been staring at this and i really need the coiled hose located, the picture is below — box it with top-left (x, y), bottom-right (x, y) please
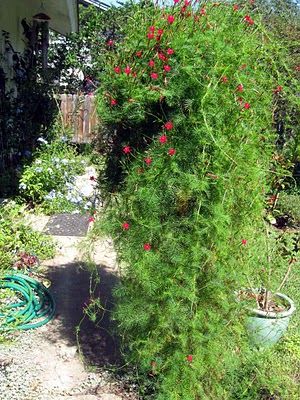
top-left (0, 273), bottom-right (56, 331)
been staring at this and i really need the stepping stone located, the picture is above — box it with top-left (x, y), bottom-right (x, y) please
top-left (43, 213), bottom-right (91, 237)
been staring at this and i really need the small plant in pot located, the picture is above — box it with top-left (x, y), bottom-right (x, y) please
top-left (239, 227), bottom-right (297, 348)
top-left (238, 287), bottom-right (296, 348)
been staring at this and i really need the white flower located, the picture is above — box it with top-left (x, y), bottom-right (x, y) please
top-left (61, 159), bottom-right (69, 164)
top-left (47, 168), bottom-right (53, 174)
top-left (35, 159), bottom-right (42, 164)
top-left (37, 138), bottom-right (48, 145)
top-left (19, 182), bottom-right (27, 190)
top-left (35, 167), bottom-right (43, 173)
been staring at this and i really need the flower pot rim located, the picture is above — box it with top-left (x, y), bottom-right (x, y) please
top-left (248, 291), bottom-right (296, 319)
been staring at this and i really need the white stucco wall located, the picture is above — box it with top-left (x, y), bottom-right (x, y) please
top-left (0, 0), bottom-right (78, 93)
top-left (0, 0), bottom-right (78, 54)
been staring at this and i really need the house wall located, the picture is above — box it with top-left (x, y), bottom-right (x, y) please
top-left (0, 0), bottom-right (78, 94)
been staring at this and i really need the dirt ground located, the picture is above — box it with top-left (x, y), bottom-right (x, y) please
top-left (0, 215), bottom-right (138, 400)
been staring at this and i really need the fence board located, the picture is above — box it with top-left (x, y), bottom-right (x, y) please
top-left (59, 94), bottom-right (98, 143)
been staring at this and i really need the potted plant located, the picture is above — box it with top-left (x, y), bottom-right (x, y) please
top-left (238, 287), bottom-right (296, 348)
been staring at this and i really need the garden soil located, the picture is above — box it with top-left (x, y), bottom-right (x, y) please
top-left (0, 215), bottom-right (138, 400)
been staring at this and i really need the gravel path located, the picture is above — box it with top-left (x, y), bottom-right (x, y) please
top-left (0, 219), bottom-right (139, 400)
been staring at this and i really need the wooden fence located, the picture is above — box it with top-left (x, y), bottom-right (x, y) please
top-left (60, 94), bottom-right (99, 143)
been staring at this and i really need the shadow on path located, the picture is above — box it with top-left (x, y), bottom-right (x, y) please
top-left (46, 262), bottom-right (121, 367)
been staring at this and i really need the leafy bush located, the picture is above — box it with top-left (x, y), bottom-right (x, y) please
top-left (275, 192), bottom-right (300, 226)
top-left (94, 1), bottom-right (299, 398)
top-left (18, 134), bottom-right (95, 214)
top-left (0, 201), bottom-right (55, 271)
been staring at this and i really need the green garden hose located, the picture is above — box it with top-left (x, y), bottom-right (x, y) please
top-left (0, 273), bottom-right (55, 331)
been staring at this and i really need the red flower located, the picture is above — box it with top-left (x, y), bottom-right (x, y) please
top-left (110, 98), bottom-right (117, 106)
top-left (144, 157), bottom-right (152, 165)
top-left (131, 71), bottom-right (137, 78)
top-left (186, 355), bottom-right (193, 362)
top-left (123, 145), bottom-right (131, 154)
top-left (241, 239), bottom-right (247, 245)
top-left (244, 15), bottom-right (254, 25)
top-left (184, 0), bottom-right (191, 5)
top-left (114, 66), bottom-right (121, 74)
top-left (147, 32), bottom-right (154, 39)
top-left (168, 148), bottom-right (176, 156)
top-left (107, 39), bottom-right (114, 46)
top-left (158, 52), bottom-right (167, 61)
top-left (88, 217), bottom-right (95, 223)
top-left (233, 4), bottom-right (239, 11)
top-left (149, 25), bottom-right (155, 32)
top-left (156, 35), bottom-right (162, 42)
top-left (122, 222), bottom-right (130, 230)
top-left (149, 59), bottom-right (155, 68)
top-left (236, 84), bottom-right (244, 92)
top-left (124, 66), bottom-right (131, 75)
top-left (157, 28), bottom-right (164, 35)
top-left (167, 15), bottom-right (175, 24)
top-left (174, 0), bottom-right (180, 3)
top-left (159, 135), bottom-right (167, 144)
top-left (273, 85), bottom-right (283, 94)
top-left (244, 102), bottom-right (251, 109)
top-left (164, 65), bottom-right (171, 72)
top-left (167, 48), bottom-right (174, 55)
top-left (295, 65), bottom-right (300, 71)
top-left (221, 76), bottom-right (228, 83)
top-left (136, 51), bottom-right (143, 58)
top-left (150, 72), bottom-right (159, 80)
top-left (89, 176), bottom-right (96, 181)
top-left (164, 121), bottom-right (174, 130)
top-left (143, 243), bottom-right (151, 251)
top-left (200, 8), bottom-right (206, 16)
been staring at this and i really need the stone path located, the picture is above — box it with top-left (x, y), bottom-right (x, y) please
top-left (0, 215), bottom-right (138, 400)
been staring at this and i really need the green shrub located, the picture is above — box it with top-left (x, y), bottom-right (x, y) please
top-left (18, 135), bottom-right (90, 214)
top-left (95, 1), bottom-right (299, 398)
top-left (275, 193), bottom-right (300, 225)
top-left (0, 201), bottom-right (55, 271)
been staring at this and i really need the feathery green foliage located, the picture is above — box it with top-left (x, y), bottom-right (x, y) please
top-left (95, 1), bottom-right (299, 398)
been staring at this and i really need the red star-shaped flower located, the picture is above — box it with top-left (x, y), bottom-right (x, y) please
top-left (273, 85), bottom-right (283, 94)
top-left (244, 15), bottom-right (254, 25)
top-left (167, 48), bottom-right (174, 55)
top-left (110, 99), bottom-right (117, 106)
top-left (168, 148), bottom-right (176, 156)
top-left (164, 121), bottom-right (174, 130)
top-left (122, 222), bottom-right (130, 230)
top-left (244, 102), bottom-right (251, 110)
top-left (136, 51), bottom-right (143, 58)
top-left (124, 66), bottom-right (132, 75)
top-left (164, 65), bottom-right (171, 72)
top-left (143, 243), bottom-right (151, 251)
top-left (241, 239), bottom-right (247, 245)
top-left (159, 135), bottom-right (167, 144)
top-left (167, 15), bottom-right (175, 24)
top-left (236, 84), bottom-right (244, 92)
top-left (186, 355), bottom-right (193, 362)
top-left (114, 66), bottom-right (121, 74)
top-left (123, 145), bottom-right (131, 154)
top-left (88, 217), bottom-right (95, 223)
top-left (149, 59), bottom-right (155, 68)
top-left (144, 157), bottom-right (152, 165)
top-left (150, 72), bottom-right (158, 80)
